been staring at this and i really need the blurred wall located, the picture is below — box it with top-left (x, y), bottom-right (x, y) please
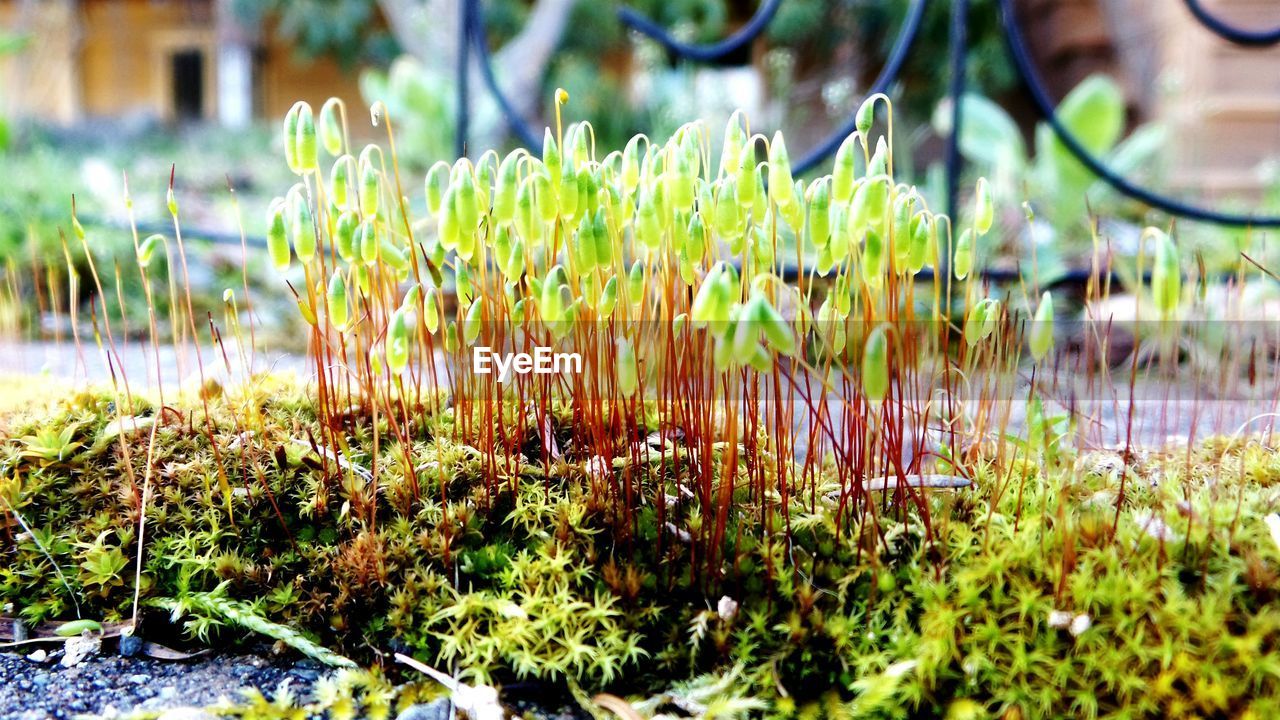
top-left (0, 0), bottom-right (365, 125)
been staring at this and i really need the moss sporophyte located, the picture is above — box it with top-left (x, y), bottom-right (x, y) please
top-left (7, 90), bottom-right (1280, 718)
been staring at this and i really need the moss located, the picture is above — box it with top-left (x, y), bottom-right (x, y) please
top-left (5, 379), bottom-right (1280, 718)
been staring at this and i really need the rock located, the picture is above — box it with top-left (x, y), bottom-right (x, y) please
top-left (61, 634), bottom-right (101, 668)
top-left (12, 619), bottom-right (28, 643)
top-left (395, 698), bottom-right (451, 720)
top-left (26, 648), bottom-right (47, 663)
top-left (119, 633), bottom-right (143, 658)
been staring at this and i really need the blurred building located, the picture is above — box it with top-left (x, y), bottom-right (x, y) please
top-left (1021, 0), bottom-right (1280, 198)
top-left (0, 0), bottom-right (364, 127)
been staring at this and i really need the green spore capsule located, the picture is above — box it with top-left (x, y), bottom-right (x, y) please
top-left (425, 161), bottom-right (450, 216)
top-left (386, 307), bottom-right (413, 375)
top-left (358, 219), bottom-right (379, 265)
top-left (359, 158), bottom-right (380, 219)
top-left (438, 187), bottom-right (460, 251)
top-left (974, 177), bottom-right (994, 236)
top-left (719, 112), bottom-right (745, 179)
top-left (318, 98), bottom-right (344, 156)
top-left (752, 293), bottom-right (795, 356)
top-left (1150, 228), bottom-right (1181, 317)
top-left (327, 272), bottom-right (349, 330)
top-left (868, 135), bottom-right (888, 177)
top-left (137, 233), bottom-right (164, 269)
top-left (330, 155), bottom-right (354, 211)
top-left (283, 103), bottom-right (302, 173)
top-left (767, 131), bottom-right (797, 210)
top-left (714, 177), bottom-right (741, 239)
top-left (516, 178), bottom-right (540, 243)
top-left (892, 192), bottom-right (914, 269)
top-left (684, 211), bottom-right (706, 264)
top-left (267, 202), bottom-right (293, 269)
top-left (833, 134), bottom-right (859, 204)
top-left (592, 209), bottom-right (612, 267)
top-left (505, 238), bottom-right (526, 280)
top-left (964, 299), bottom-right (991, 346)
top-left (454, 161), bottom-right (480, 230)
top-left (862, 228), bottom-right (886, 289)
top-left (954, 228), bottom-right (974, 280)
top-left (1030, 291), bottom-right (1055, 361)
top-left (285, 201), bottom-right (314, 266)
top-left (455, 262), bottom-right (473, 305)
top-left (690, 262), bottom-right (724, 325)
top-left (908, 211), bottom-right (931, 273)
top-left (574, 214), bottom-right (596, 273)
top-left (542, 127), bottom-right (562, 185)
top-left (621, 135), bottom-right (643, 195)
top-left (533, 172), bottom-right (558, 223)
top-left (494, 152), bottom-right (520, 224)
top-left (616, 337), bottom-right (639, 397)
top-left (807, 178), bottom-right (831, 251)
top-left (670, 148), bottom-right (696, 210)
top-left (627, 259), bottom-right (645, 309)
top-left (736, 143), bottom-right (758, 209)
top-left (862, 324), bottom-right (890, 404)
top-left (599, 276), bottom-right (619, 317)
top-left (381, 239), bottom-right (410, 273)
top-left (855, 95), bottom-right (877, 137)
top-left (295, 102), bottom-right (318, 173)
top-left (335, 210), bottom-right (357, 262)
top-left (636, 190), bottom-right (662, 249)
top-left (424, 290), bottom-right (440, 334)
top-left (463, 297), bottom-right (484, 345)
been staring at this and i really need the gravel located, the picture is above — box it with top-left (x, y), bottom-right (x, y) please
top-left (0, 646), bottom-right (320, 720)
top-left (0, 646), bottom-right (594, 720)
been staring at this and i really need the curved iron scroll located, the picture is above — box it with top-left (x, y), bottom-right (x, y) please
top-left (618, 0), bottom-right (784, 63)
top-left (1182, 0), bottom-right (1280, 47)
top-left (454, 0), bottom-right (1280, 233)
top-left (999, 0), bottom-right (1280, 228)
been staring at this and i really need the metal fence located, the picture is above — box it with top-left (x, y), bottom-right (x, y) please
top-left (455, 0), bottom-right (1280, 230)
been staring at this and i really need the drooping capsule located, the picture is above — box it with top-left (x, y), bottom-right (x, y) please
top-left (862, 324), bottom-right (890, 404)
top-left (974, 177), bottom-right (994, 236)
top-left (294, 103), bottom-right (318, 173)
top-left (327, 272), bottom-right (349, 330)
top-left (954, 228), bottom-right (974, 281)
top-left (1029, 291), bottom-right (1055, 361)
top-left (267, 199), bottom-right (293, 270)
top-left (616, 337), bottom-right (639, 397)
top-left (318, 98), bottom-right (344, 157)
top-left (137, 233), bottom-right (164, 269)
top-left (283, 103), bottom-right (302, 174)
top-left (1150, 228), bottom-right (1181, 317)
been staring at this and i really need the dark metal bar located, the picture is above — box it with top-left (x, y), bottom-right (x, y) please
top-left (999, 0), bottom-right (1280, 228)
top-left (616, 0), bottom-right (783, 63)
top-left (792, 0), bottom-right (926, 175)
top-left (1182, 0), bottom-right (1280, 47)
top-left (468, 0), bottom-right (542, 149)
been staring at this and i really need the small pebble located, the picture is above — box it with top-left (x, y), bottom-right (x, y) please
top-left (119, 634), bottom-right (143, 658)
top-left (395, 698), bottom-right (451, 720)
top-left (26, 649), bottom-right (48, 663)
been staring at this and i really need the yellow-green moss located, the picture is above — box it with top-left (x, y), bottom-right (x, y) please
top-left (5, 379), bottom-right (1280, 719)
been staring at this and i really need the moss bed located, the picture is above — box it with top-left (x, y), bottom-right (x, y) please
top-left (5, 377), bottom-right (1280, 719)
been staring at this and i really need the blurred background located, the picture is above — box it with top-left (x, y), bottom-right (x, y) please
top-left (0, 0), bottom-right (1278, 350)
